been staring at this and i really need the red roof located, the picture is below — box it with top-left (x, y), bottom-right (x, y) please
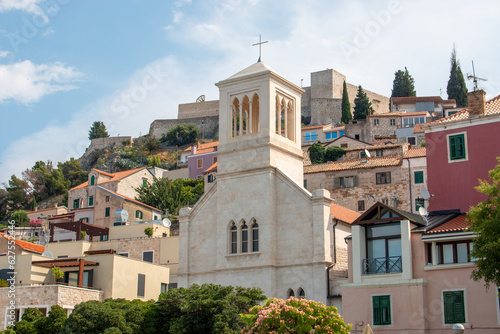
top-left (403, 147), bottom-right (426, 158)
top-left (70, 167), bottom-right (146, 191)
top-left (184, 141), bottom-right (219, 152)
top-left (304, 156), bottom-right (402, 174)
top-left (204, 162), bottom-right (218, 173)
top-left (426, 215), bottom-right (469, 234)
top-left (428, 94), bottom-right (500, 125)
top-left (330, 203), bottom-right (361, 224)
top-left (392, 96), bottom-right (443, 103)
top-left (1, 233), bottom-right (45, 253)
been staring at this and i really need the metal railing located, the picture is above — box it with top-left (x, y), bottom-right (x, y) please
top-left (363, 256), bottom-right (402, 275)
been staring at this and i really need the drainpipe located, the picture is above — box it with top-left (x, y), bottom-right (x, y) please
top-left (327, 218), bottom-right (339, 299)
top-left (406, 157), bottom-right (413, 213)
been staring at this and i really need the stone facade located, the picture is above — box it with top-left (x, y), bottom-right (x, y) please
top-left (149, 115), bottom-right (219, 140)
top-left (79, 136), bottom-right (132, 168)
top-left (178, 100), bottom-right (219, 119)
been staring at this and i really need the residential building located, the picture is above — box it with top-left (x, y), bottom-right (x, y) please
top-left (423, 90), bottom-right (500, 212)
top-left (341, 202), bottom-right (500, 333)
top-left (391, 96), bottom-right (457, 116)
top-left (185, 141), bottom-right (218, 179)
top-left (301, 124), bottom-right (345, 145)
top-left (26, 205), bottom-right (68, 228)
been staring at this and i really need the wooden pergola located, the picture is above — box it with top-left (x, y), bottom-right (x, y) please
top-left (32, 258), bottom-right (99, 288)
top-left (49, 220), bottom-right (109, 242)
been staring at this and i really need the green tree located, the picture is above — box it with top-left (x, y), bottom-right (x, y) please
top-left (325, 146), bottom-right (346, 162)
top-left (391, 67), bottom-right (416, 97)
top-left (35, 305), bottom-right (67, 334)
top-left (23, 161), bottom-right (70, 202)
top-left (142, 283), bottom-right (265, 334)
top-left (447, 45), bottom-right (468, 108)
top-left (162, 124), bottom-right (199, 146)
top-left (88, 121), bottom-right (110, 140)
top-left (0, 188), bottom-right (9, 222)
top-left (10, 210), bottom-right (29, 226)
top-left (241, 297), bottom-right (351, 334)
top-left (143, 135), bottom-right (161, 154)
top-left (11, 308), bottom-right (43, 334)
top-left (58, 158), bottom-right (89, 188)
top-left (308, 143), bottom-right (326, 165)
top-left (353, 86), bottom-right (373, 120)
top-left (468, 157), bottom-right (500, 288)
top-left (5, 174), bottom-right (31, 211)
top-left (135, 177), bottom-right (204, 217)
top-left (341, 81), bottom-right (352, 124)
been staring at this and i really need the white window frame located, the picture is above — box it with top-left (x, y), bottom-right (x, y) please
top-left (446, 131), bottom-right (469, 163)
top-left (142, 250), bottom-right (154, 263)
top-left (441, 288), bottom-right (468, 326)
top-left (370, 293), bottom-right (393, 328)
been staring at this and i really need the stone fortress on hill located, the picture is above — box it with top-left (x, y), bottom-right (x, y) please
top-left (149, 68), bottom-right (389, 139)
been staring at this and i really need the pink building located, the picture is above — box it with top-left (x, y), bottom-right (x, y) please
top-left (423, 90), bottom-right (500, 212)
top-left (186, 141), bottom-right (218, 179)
top-left (342, 202), bottom-right (500, 333)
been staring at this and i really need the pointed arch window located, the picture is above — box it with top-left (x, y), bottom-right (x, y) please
top-left (90, 175), bottom-right (95, 185)
top-left (298, 288), bottom-right (306, 299)
top-left (251, 220), bottom-right (259, 252)
top-left (288, 289), bottom-right (295, 298)
top-left (230, 222), bottom-right (237, 254)
top-left (241, 222), bottom-right (248, 253)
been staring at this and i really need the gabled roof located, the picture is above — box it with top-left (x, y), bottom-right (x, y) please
top-left (183, 141), bottom-right (219, 152)
top-left (325, 135), bottom-right (373, 147)
top-left (204, 162), bottom-right (218, 174)
top-left (330, 203), bottom-right (361, 224)
top-left (403, 147), bottom-right (426, 158)
top-left (1, 233), bottom-right (45, 254)
top-left (225, 61), bottom-right (274, 80)
top-left (353, 202), bottom-right (426, 226)
top-left (427, 94), bottom-right (500, 125)
top-left (425, 214), bottom-right (469, 234)
top-left (70, 167), bottom-right (147, 191)
top-left (304, 156), bottom-right (402, 174)
top-left (96, 186), bottom-right (162, 212)
top-left (392, 96), bottom-right (443, 103)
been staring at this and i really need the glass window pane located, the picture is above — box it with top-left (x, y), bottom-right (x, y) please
top-left (367, 239), bottom-right (385, 259)
top-left (457, 243), bottom-right (468, 263)
top-left (367, 224), bottom-right (400, 238)
top-left (388, 238), bottom-right (402, 258)
top-left (443, 244), bottom-right (454, 264)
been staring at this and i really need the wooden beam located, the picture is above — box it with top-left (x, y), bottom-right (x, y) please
top-left (78, 258), bottom-right (84, 288)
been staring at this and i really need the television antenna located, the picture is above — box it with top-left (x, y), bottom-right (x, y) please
top-left (467, 60), bottom-right (487, 91)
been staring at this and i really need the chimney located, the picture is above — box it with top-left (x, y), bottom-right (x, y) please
top-left (34, 207), bottom-right (38, 211)
top-left (468, 90), bottom-right (486, 117)
top-left (191, 145), bottom-right (197, 155)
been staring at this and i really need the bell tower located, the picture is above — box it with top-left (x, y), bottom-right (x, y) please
top-left (215, 61), bottom-right (305, 184)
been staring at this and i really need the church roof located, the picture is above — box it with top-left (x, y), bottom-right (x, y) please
top-left (225, 61), bottom-right (275, 81)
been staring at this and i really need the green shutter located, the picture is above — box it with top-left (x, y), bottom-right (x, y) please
top-left (304, 179), bottom-right (307, 189)
top-left (373, 296), bottom-right (391, 325)
top-left (89, 196), bottom-right (94, 206)
top-left (334, 177), bottom-right (340, 189)
top-left (443, 291), bottom-right (465, 324)
top-left (373, 296), bottom-right (380, 325)
top-left (414, 171), bottom-right (424, 184)
top-left (450, 134), bottom-right (466, 160)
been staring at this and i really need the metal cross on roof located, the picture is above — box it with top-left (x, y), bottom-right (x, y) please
top-left (252, 34), bottom-right (268, 62)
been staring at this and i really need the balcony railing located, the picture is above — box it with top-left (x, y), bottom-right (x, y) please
top-left (363, 256), bottom-right (402, 275)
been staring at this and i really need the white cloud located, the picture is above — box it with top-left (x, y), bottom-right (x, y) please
top-left (0, 50), bottom-right (11, 58)
top-left (0, 60), bottom-right (84, 103)
top-left (0, 0), bottom-right (48, 22)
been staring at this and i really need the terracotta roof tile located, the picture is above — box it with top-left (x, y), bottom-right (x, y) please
top-left (426, 215), bottom-right (469, 233)
top-left (204, 162), bottom-right (218, 173)
top-left (371, 111), bottom-right (406, 117)
top-left (183, 141), bottom-right (219, 152)
top-left (69, 167), bottom-right (147, 191)
top-left (1, 234), bottom-right (45, 253)
top-left (330, 203), bottom-right (361, 224)
top-left (392, 96), bottom-right (443, 103)
top-left (442, 99), bottom-right (457, 104)
top-left (193, 147), bottom-right (217, 155)
top-left (96, 186), bottom-right (162, 212)
top-left (428, 94), bottom-right (500, 125)
top-left (304, 156), bottom-right (402, 174)
top-left (403, 147), bottom-right (426, 158)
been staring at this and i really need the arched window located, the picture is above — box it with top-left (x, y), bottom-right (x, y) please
top-left (251, 221), bottom-right (259, 252)
top-left (230, 222), bottom-right (237, 254)
top-left (241, 222), bottom-right (248, 253)
top-left (90, 175), bottom-right (95, 185)
top-left (251, 93), bottom-right (260, 133)
top-left (288, 289), bottom-right (295, 298)
top-left (298, 288), bottom-right (306, 299)
top-left (232, 98), bottom-right (240, 137)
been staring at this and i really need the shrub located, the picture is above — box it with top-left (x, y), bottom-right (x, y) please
top-left (241, 297), bottom-right (351, 334)
top-left (144, 227), bottom-right (154, 238)
top-left (308, 143), bottom-right (326, 164)
top-left (324, 146), bottom-right (346, 162)
top-left (162, 124), bottom-right (199, 146)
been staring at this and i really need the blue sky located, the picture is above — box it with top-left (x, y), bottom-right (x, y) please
top-left (1, 0), bottom-right (500, 186)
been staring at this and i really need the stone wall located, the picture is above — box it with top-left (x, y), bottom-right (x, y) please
top-left (79, 136), bottom-right (132, 166)
top-left (309, 98), bottom-right (343, 126)
top-left (346, 83), bottom-right (390, 115)
top-left (149, 116), bottom-right (219, 140)
top-left (178, 100), bottom-right (219, 119)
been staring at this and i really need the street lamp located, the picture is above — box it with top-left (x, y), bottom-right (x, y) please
top-left (452, 324), bottom-right (465, 334)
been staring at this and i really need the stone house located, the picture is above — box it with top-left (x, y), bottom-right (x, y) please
top-left (27, 205), bottom-right (68, 229)
top-left (300, 124), bottom-right (346, 145)
top-left (390, 96), bottom-right (457, 117)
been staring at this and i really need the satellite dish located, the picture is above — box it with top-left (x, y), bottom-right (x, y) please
top-left (364, 149), bottom-right (372, 158)
top-left (115, 209), bottom-right (129, 223)
top-left (42, 251), bottom-right (53, 258)
top-left (196, 95), bottom-right (205, 103)
top-left (418, 206), bottom-right (428, 216)
top-left (162, 218), bottom-right (172, 228)
top-left (420, 187), bottom-right (431, 200)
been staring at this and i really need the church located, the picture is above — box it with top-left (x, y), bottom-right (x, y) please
top-left (177, 60), bottom-right (348, 304)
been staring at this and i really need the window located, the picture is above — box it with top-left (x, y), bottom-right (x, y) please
top-left (381, 198), bottom-right (389, 205)
top-left (437, 241), bottom-right (474, 264)
top-left (339, 131), bottom-right (345, 137)
top-left (358, 200), bottom-right (365, 211)
top-left (407, 136), bottom-right (416, 146)
top-left (252, 221), bottom-right (259, 252)
top-left (355, 134), bottom-right (360, 140)
top-left (334, 176), bottom-right (358, 188)
top-left (197, 159), bottom-right (203, 169)
top-left (79, 217), bottom-right (89, 223)
top-left (298, 288), bottom-right (306, 299)
top-left (448, 110), bottom-right (458, 116)
top-left (403, 116), bottom-right (425, 128)
top-left (449, 133), bottom-right (466, 161)
top-left (303, 179), bottom-right (307, 189)
top-left (105, 196), bottom-right (110, 202)
top-left (90, 175), bottom-right (95, 185)
top-left (325, 133), bottom-right (332, 140)
top-left (415, 198), bottom-right (425, 212)
top-left (373, 295), bottom-right (391, 325)
top-left (161, 283), bottom-right (168, 294)
top-left (376, 172), bottom-right (391, 185)
top-left (135, 210), bottom-right (143, 219)
top-left (230, 223), bottom-right (237, 254)
top-left (89, 196), bottom-right (94, 207)
top-left (414, 171), bottom-right (424, 184)
top-left (117, 252), bottom-right (129, 257)
top-left (143, 251), bottom-right (153, 263)
top-left (376, 150), bottom-right (383, 157)
top-left (153, 215), bottom-right (158, 220)
top-left (390, 119), bottom-right (396, 126)
top-left (142, 178), bottom-right (147, 186)
top-left (288, 289), bottom-right (295, 298)
top-left (443, 290), bottom-right (465, 324)
top-left (105, 207), bottom-right (110, 217)
top-left (241, 222), bottom-right (248, 253)
top-left (305, 131), bottom-right (318, 142)
top-left (365, 223), bottom-right (402, 274)
top-left (137, 274), bottom-right (145, 297)
top-left (213, 156), bottom-right (217, 164)
top-left (341, 143), bottom-right (348, 148)
top-left (73, 199), bottom-right (79, 209)
top-left (374, 119), bottom-right (379, 126)
top-left (168, 283), bottom-right (178, 290)
top-left (208, 174), bottom-right (216, 183)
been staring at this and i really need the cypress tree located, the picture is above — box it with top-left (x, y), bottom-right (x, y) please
top-left (447, 45), bottom-right (468, 107)
top-left (341, 81), bottom-right (352, 124)
top-left (353, 86), bottom-right (373, 120)
top-left (391, 67), bottom-right (416, 97)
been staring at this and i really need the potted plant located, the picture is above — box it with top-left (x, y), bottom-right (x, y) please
top-left (144, 227), bottom-right (154, 238)
top-left (52, 267), bottom-right (64, 282)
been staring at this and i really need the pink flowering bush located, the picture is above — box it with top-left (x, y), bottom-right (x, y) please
top-left (29, 219), bottom-right (42, 227)
top-left (240, 297), bottom-right (351, 334)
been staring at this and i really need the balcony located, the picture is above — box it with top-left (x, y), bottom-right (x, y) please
top-left (363, 256), bottom-right (402, 275)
